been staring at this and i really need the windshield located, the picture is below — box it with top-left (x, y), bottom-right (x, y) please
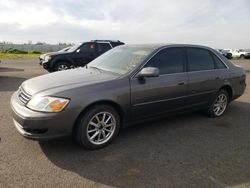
top-left (67, 43), bottom-right (82, 52)
top-left (88, 46), bottom-right (154, 75)
top-left (59, 46), bottom-right (71, 52)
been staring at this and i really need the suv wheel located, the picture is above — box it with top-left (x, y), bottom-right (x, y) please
top-left (207, 90), bottom-right (229, 117)
top-left (240, 54), bottom-right (245, 59)
top-left (74, 105), bottom-right (120, 149)
top-left (54, 62), bottom-right (70, 71)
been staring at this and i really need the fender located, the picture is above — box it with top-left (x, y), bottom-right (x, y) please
top-left (49, 56), bottom-right (74, 70)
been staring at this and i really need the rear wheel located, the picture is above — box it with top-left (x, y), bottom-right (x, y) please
top-left (207, 90), bottom-right (229, 117)
top-left (240, 54), bottom-right (245, 59)
top-left (74, 105), bottom-right (120, 149)
top-left (54, 61), bottom-right (70, 71)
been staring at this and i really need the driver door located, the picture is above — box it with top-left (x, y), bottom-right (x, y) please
top-left (73, 42), bottom-right (96, 66)
top-left (130, 47), bottom-right (188, 120)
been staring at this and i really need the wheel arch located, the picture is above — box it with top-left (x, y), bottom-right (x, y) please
top-left (51, 58), bottom-right (73, 70)
top-left (219, 85), bottom-right (233, 102)
top-left (72, 100), bottom-right (125, 134)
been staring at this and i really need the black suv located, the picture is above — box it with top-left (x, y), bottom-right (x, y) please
top-left (41, 40), bottom-right (125, 72)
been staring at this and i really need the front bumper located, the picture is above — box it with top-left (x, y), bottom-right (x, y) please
top-left (39, 56), bottom-right (50, 69)
top-left (39, 61), bottom-right (49, 69)
top-left (10, 91), bottom-right (79, 140)
top-left (39, 57), bottom-right (43, 65)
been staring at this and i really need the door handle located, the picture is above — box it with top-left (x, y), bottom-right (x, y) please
top-left (178, 82), bottom-right (185, 85)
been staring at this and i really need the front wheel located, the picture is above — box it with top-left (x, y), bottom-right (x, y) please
top-left (54, 61), bottom-right (70, 71)
top-left (74, 105), bottom-right (120, 149)
top-left (207, 90), bottom-right (229, 117)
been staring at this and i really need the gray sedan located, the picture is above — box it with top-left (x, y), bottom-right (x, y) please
top-left (11, 44), bottom-right (246, 149)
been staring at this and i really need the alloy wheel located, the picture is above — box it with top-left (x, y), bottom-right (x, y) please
top-left (213, 93), bottom-right (228, 116)
top-left (58, 64), bottom-right (69, 71)
top-left (86, 112), bottom-right (116, 145)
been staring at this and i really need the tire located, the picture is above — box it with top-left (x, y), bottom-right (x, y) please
top-left (54, 61), bottom-right (70, 71)
top-left (74, 105), bottom-right (121, 149)
top-left (227, 53), bottom-right (232, 59)
top-left (206, 90), bottom-right (229, 118)
top-left (240, 55), bottom-right (245, 59)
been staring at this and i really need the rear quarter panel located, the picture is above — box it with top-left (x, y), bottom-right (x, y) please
top-left (227, 66), bottom-right (246, 98)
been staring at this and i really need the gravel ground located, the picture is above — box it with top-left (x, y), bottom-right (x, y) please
top-left (0, 59), bottom-right (250, 188)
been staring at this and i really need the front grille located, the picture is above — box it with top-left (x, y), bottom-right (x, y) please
top-left (18, 87), bottom-right (31, 105)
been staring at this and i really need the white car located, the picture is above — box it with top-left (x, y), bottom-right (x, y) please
top-left (224, 49), bottom-right (250, 59)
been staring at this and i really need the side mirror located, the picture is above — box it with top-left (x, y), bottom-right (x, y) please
top-left (137, 67), bottom-right (159, 78)
top-left (76, 49), bottom-right (80, 53)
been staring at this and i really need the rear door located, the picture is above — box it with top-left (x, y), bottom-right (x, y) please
top-left (185, 47), bottom-right (227, 107)
top-left (130, 47), bottom-right (188, 120)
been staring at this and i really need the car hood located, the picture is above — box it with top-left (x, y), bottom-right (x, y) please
top-left (49, 51), bottom-right (71, 56)
top-left (21, 67), bottom-right (119, 96)
top-left (40, 51), bottom-right (71, 59)
top-left (41, 51), bottom-right (71, 58)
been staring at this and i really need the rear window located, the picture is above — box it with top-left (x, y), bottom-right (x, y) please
top-left (111, 42), bottom-right (124, 47)
top-left (97, 43), bottom-right (112, 53)
top-left (187, 48), bottom-right (215, 71)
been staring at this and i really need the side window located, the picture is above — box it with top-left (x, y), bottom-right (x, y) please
top-left (187, 48), bottom-right (215, 71)
top-left (213, 54), bottom-right (227, 69)
top-left (97, 43), bottom-right (112, 53)
top-left (79, 43), bottom-right (95, 53)
top-left (111, 42), bottom-right (124, 47)
top-left (145, 48), bottom-right (184, 75)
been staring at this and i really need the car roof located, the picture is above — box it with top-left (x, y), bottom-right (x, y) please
top-left (90, 40), bottom-right (123, 43)
top-left (122, 43), bottom-right (215, 51)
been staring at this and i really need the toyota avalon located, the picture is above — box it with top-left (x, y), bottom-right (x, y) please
top-left (11, 44), bottom-right (246, 149)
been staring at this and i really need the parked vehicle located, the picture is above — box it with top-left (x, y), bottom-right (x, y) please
top-left (224, 49), bottom-right (250, 59)
top-left (217, 49), bottom-right (232, 59)
top-left (39, 46), bottom-right (71, 65)
top-left (11, 44), bottom-right (246, 149)
top-left (40, 40), bottom-right (125, 72)
top-left (238, 49), bottom-right (250, 59)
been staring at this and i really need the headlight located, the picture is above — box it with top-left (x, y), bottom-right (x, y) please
top-left (44, 55), bottom-right (52, 62)
top-left (27, 96), bottom-right (70, 112)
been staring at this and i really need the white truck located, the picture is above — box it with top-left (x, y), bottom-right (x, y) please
top-left (224, 49), bottom-right (250, 59)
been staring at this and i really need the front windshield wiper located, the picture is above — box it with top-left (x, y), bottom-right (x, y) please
top-left (89, 66), bottom-right (103, 73)
top-left (89, 66), bottom-right (121, 76)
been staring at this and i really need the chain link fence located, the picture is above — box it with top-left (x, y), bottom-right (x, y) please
top-left (0, 44), bottom-right (70, 52)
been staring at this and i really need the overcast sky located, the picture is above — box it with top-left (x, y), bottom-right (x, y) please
top-left (0, 0), bottom-right (249, 48)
